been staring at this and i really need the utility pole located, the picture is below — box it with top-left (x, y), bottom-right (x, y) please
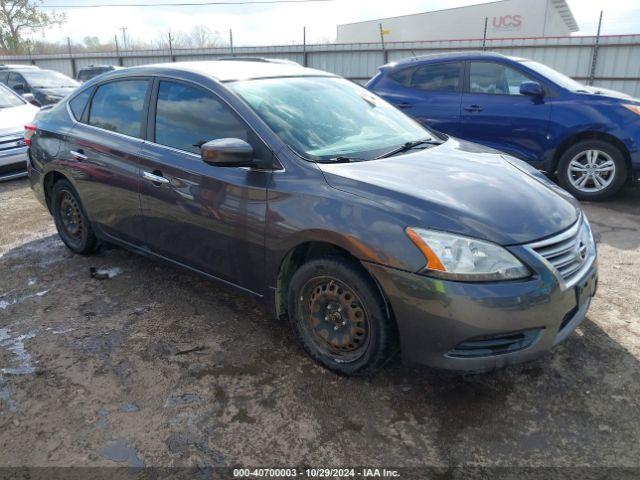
top-left (303, 26), bottom-right (307, 66)
top-left (588, 10), bottom-right (603, 86)
top-left (379, 23), bottom-right (387, 64)
top-left (482, 16), bottom-right (488, 51)
top-left (229, 29), bottom-right (234, 56)
top-left (120, 26), bottom-right (128, 50)
top-left (67, 37), bottom-right (76, 78)
top-left (114, 35), bottom-right (122, 66)
top-left (26, 40), bottom-right (34, 65)
top-left (168, 31), bottom-right (174, 62)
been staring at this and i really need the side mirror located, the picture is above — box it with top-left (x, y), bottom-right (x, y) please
top-left (201, 138), bottom-right (254, 167)
top-left (520, 81), bottom-right (544, 97)
top-left (13, 83), bottom-right (26, 93)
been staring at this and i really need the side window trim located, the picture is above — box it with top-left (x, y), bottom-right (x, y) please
top-left (83, 76), bottom-right (153, 140)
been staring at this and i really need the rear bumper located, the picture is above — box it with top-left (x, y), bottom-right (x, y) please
top-left (365, 258), bottom-right (597, 372)
top-left (0, 147), bottom-right (28, 181)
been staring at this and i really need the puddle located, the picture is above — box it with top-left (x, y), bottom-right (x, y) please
top-left (95, 408), bottom-right (109, 430)
top-left (0, 328), bottom-right (36, 375)
top-left (165, 394), bottom-right (201, 408)
top-left (101, 437), bottom-right (144, 468)
top-left (0, 290), bottom-right (48, 310)
top-left (0, 377), bottom-right (17, 413)
top-left (120, 403), bottom-right (140, 413)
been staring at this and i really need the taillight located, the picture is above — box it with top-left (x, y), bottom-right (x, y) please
top-left (24, 123), bottom-right (37, 146)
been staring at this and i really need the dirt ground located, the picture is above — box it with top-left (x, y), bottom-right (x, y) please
top-left (0, 178), bottom-right (639, 472)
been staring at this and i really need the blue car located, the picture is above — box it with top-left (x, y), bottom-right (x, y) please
top-left (367, 52), bottom-right (640, 200)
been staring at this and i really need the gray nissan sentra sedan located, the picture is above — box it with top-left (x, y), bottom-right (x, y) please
top-left (26, 60), bottom-right (597, 376)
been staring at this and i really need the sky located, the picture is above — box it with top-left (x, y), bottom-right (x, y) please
top-left (33, 0), bottom-right (640, 47)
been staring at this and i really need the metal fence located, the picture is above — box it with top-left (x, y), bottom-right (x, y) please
top-left (2, 34), bottom-right (640, 96)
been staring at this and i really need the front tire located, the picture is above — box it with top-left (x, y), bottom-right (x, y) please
top-left (557, 140), bottom-right (627, 200)
top-left (287, 257), bottom-right (397, 376)
top-left (52, 179), bottom-right (98, 254)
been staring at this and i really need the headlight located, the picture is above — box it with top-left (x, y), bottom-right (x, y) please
top-left (405, 227), bottom-right (530, 281)
top-left (622, 104), bottom-right (640, 115)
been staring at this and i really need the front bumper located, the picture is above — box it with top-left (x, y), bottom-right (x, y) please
top-left (0, 147), bottom-right (28, 181)
top-left (365, 255), bottom-right (597, 372)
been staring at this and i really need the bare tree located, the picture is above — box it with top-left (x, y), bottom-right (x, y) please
top-left (0, 0), bottom-right (65, 53)
top-left (188, 25), bottom-right (213, 48)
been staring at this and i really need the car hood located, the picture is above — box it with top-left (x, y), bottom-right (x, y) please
top-left (34, 87), bottom-right (76, 98)
top-left (318, 138), bottom-right (580, 246)
top-left (580, 86), bottom-right (638, 102)
top-left (0, 103), bottom-right (38, 133)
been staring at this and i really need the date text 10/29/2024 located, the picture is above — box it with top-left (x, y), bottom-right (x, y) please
top-left (233, 468), bottom-right (401, 478)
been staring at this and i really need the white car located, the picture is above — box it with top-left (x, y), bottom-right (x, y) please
top-left (0, 83), bottom-right (39, 181)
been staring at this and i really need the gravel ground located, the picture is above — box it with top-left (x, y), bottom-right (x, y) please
top-left (0, 178), bottom-right (639, 472)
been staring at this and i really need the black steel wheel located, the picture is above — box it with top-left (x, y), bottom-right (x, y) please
top-left (52, 179), bottom-right (98, 254)
top-left (288, 257), bottom-right (397, 376)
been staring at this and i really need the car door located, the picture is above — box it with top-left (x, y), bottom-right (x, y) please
top-left (459, 61), bottom-right (552, 164)
top-left (66, 78), bottom-right (151, 246)
top-left (137, 79), bottom-right (271, 295)
top-left (377, 61), bottom-right (464, 136)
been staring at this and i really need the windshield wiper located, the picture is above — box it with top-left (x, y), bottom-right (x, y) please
top-left (316, 155), bottom-right (366, 164)
top-left (375, 138), bottom-right (444, 159)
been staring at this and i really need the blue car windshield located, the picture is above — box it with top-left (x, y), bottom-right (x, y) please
top-left (230, 76), bottom-right (433, 161)
top-left (521, 60), bottom-right (586, 92)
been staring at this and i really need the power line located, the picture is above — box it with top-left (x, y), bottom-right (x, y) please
top-left (41, 0), bottom-right (333, 8)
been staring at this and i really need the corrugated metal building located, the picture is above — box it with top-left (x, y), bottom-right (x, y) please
top-left (1, 35), bottom-right (639, 98)
top-left (337, 0), bottom-right (578, 43)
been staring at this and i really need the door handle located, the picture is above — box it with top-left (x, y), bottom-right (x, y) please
top-left (397, 102), bottom-right (412, 109)
top-left (70, 150), bottom-right (88, 161)
top-left (464, 105), bottom-right (483, 112)
top-left (142, 170), bottom-right (170, 185)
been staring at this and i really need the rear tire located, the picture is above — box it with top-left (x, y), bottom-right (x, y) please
top-left (557, 139), bottom-right (627, 201)
top-left (287, 257), bottom-right (397, 376)
top-left (52, 179), bottom-right (98, 254)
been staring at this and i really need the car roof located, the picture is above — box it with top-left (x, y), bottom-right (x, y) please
top-left (0, 64), bottom-right (40, 70)
top-left (385, 51), bottom-right (527, 69)
top-left (79, 65), bottom-right (116, 70)
top-left (121, 60), bottom-right (336, 82)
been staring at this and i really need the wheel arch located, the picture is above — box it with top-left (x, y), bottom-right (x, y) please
top-left (43, 170), bottom-right (72, 213)
top-left (274, 240), bottom-right (394, 324)
top-left (552, 131), bottom-right (631, 176)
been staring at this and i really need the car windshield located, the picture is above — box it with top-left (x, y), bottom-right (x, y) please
top-left (0, 84), bottom-right (25, 108)
top-left (230, 76), bottom-right (434, 161)
top-left (20, 70), bottom-right (79, 88)
top-left (520, 60), bottom-right (586, 92)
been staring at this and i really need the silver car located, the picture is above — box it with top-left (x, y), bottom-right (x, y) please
top-left (0, 83), bottom-right (38, 181)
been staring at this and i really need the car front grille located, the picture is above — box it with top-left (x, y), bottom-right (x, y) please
top-left (526, 216), bottom-right (596, 290)
top-left (0, 132), bottom-right (26, 153)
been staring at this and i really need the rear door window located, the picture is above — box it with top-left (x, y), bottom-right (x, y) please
top-left (88, 79), bottom-right (149, 137)
top-left (69, 88), bottom-right (93, 120)
top-left (410, 62), bottom-right (463, 92)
